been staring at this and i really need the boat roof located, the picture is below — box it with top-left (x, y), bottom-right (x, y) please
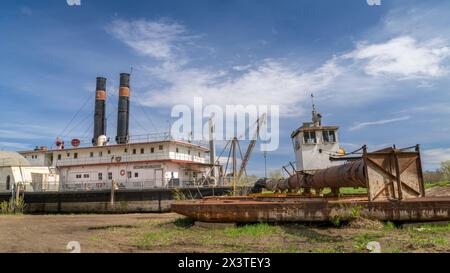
top-left (291, 125), bottom-right (339, 138)
top-left (0, 151), bottom-right (31, 167)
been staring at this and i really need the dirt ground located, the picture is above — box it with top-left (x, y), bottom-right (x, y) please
top-left (426, 186), bottom-right (450, 197)
top-left (0, 212), bottom-right (449, 253)
top-left (0, 185), bottom-right (448, 253)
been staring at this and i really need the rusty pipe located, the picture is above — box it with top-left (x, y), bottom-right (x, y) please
top-left (255, 159), bottom-right (367, 193)
top-left (305, 159), bottom-right (367, 189)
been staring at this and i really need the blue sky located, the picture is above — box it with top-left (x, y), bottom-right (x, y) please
top-left (1, 0), bottom-right (450, 175)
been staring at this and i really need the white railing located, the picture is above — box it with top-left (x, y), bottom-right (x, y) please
top-left (55, 151), bottom-right (170, 166)
top-left (0, 178), bottom-right (229, 193)
top-left (55, 151), bottom-right (206, 167)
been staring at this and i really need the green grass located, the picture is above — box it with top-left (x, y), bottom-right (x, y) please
top-left (407, 223), bottom-right (450, 234)
top-left (85, 213), bottom-right (450, 253)
top-left (425, 181), bottom-right (450, 189)
top-left (88, 235), bottom-right (102, 242)
top-left (321, 187), bottom-right (368, 195)
top-left (137, 229), bottom-right (184, 247)
top-left (409, 235), bottom-right (448, 247)
top-left (224, 223), bottom-right (279, 238)
top-left (354, 232), bottom-right (383, 251)
top-left (384, 221), bottom-right (396, 230)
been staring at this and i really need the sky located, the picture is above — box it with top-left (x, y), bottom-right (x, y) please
top-left (1, 0), bottom-right (450, 176)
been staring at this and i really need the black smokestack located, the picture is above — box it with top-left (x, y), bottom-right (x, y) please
top-left (116, 73), bottom-right (130, 144)
top-left (92, 77), bottom-right (107, 146)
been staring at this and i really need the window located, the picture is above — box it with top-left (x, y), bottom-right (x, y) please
top-left (124, 148), bottom-right (128, 153)
top-left (127, 171), bottom-right (132, 179)
top-left (140, 148), bottom-right (144, 154)
top-left (99, 151), bottom-right (103, 157)
top-left (57, 154), bottom-right (62, 160)
top-left (108, 172), bottom-right (112, 180)
top-left (98, 173), bottom-right (103, 180)
top-left (67, 153), bottom-right (70, 157)
top-left (188, 150), bottom-right (191, 155)
top-left (108, 150), bottom-right (111, 154)
top-left (6, 175), bottom-right (11, 191)
top-left (151, 147), bottom-right (155, 153)
top-left (198, 152), bottom-right (201, 157)
top-left (176, 148), bottom-right (179, 153)
top-left (133, 149), bottom-right (136, 154)
top-left (74, 153), bottom-right (78, 159)
top-left (76, 174), bottom-right (82, 179)
top-left (134, 172), bottom-right (139, 178)
top-left (323, 130), bottom-right (336, 143)
top-left (90, 152), bottom-right (94, 158)
top-left (159, 145), bottom-right (163, 151)
top-left (303, 131), bottom-right (317, 144)
top-left (83, 174), bottom-right (89, 179)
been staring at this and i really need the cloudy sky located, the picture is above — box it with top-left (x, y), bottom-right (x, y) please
top-left (0, 0), bottom-right (449, 175)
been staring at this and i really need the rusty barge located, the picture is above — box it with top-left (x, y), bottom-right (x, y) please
top-left (172, 102), bottom-right (450, 223)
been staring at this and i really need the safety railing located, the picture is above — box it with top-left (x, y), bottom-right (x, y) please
top-left (55, 151), bottom-right (207, 167)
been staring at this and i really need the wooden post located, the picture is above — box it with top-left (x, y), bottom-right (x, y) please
top-left (110, 180), bottom-right (116, 208)
top-left (393, 151), bottom-right (403, 200)
top-left (10, 183), bottom-right (16, 212)
top-left (415, 144), bottom-right (426, 197)
top-left (232, 138), bottom-right (237, 196)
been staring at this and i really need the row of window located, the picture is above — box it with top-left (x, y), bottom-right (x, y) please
top-left (176, 147), bottom-right (201, 157)
top-left (57, 145), bottom-right (166, 160)
top-left (303, 130), bottom-right (337, 145)
top-left (75, 172), bottom-right (139, 180)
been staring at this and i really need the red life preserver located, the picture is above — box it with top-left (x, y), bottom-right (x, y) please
top-left (120, 170), bottom-right (126, 176)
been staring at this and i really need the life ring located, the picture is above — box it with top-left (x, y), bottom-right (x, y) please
top-left (120, 170), bottom-right (126, 176)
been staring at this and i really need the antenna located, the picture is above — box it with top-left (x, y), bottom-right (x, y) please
top-left (311, 93), bottom-right (321, 126)
top-left (311, 93), bottom-right (316, 112)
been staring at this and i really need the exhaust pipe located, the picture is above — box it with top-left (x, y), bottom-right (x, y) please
top-left (92, 77), bottom-right (107, 146)
top-left (116, 73), bottom-right (130, 144)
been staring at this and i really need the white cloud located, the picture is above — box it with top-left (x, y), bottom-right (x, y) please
top-left (349, 116), bottom-right (411, 131)
top-left (67, 0), bottom-right (81, 6)
top-left (138, 58), bottom-right (342, 117)
top-left (108, 17), bottom-right (450, 120)
top-left (0, 142), bottom-right (32, 151)
top-left (108, 19), bottom-right (191, 61)
top-left (422, 148), bottom-right (450, 170)
top-left (344, 36), bottom-right (450, 79)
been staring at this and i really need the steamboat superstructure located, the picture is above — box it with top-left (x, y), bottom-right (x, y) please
top-left (8, 73), bottom-right (220, 192)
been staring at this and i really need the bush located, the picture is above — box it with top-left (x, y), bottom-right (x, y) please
top-left (0, 201), bottom-right (10, 214)
top-left (0, 197), bottom-right (26, 215)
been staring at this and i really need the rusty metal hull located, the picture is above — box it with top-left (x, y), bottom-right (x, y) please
top-left (171, 196), bottom-right (450, 223)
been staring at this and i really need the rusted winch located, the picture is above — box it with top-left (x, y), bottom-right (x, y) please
top-left (254, 145), bottom-right (426, 201)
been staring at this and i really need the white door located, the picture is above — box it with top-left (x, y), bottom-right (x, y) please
top-left (155, 169), bottom-right (163, 188)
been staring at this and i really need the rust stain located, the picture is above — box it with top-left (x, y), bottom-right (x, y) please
top-left (172, 196), bottom-right (450, 223)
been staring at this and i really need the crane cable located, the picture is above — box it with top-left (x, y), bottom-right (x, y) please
top-left (58, 92), bottom-right (92, 138)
